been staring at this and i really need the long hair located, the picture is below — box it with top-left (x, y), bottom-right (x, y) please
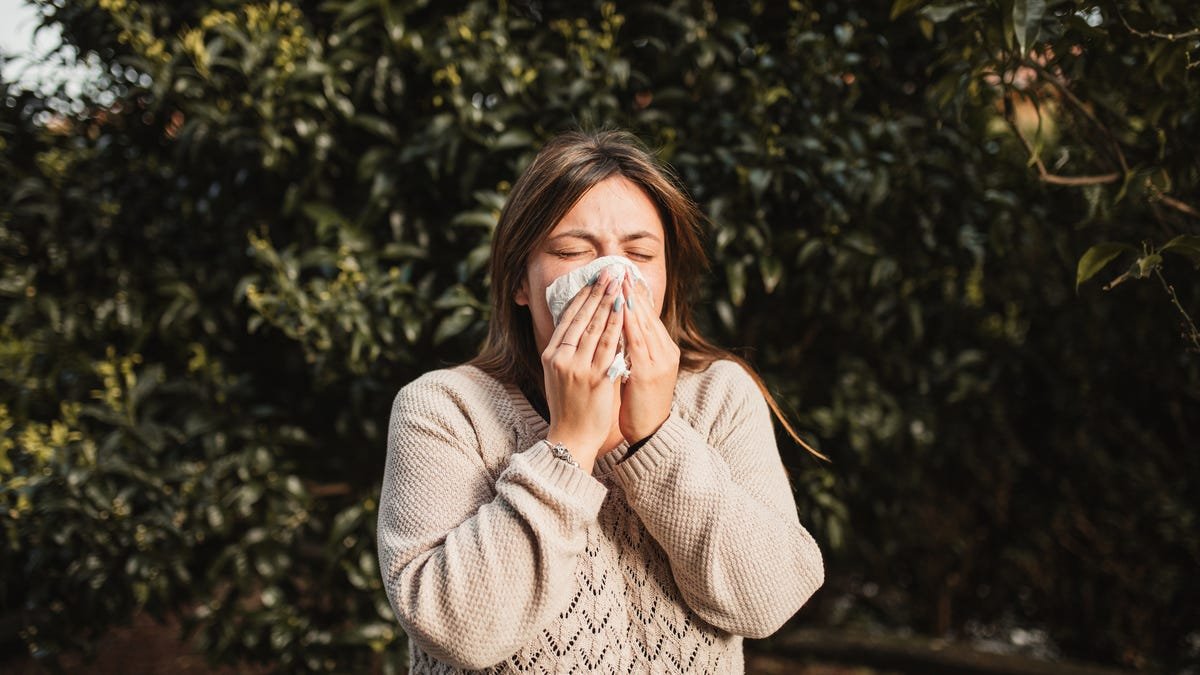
top-left (469, 130), bottom-right (827, 461)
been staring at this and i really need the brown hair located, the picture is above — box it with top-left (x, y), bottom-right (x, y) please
top-left (469, 129), bottom-right (827, 461)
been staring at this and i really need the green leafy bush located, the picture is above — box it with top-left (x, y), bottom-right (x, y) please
top-left (2, 0), bottom-right (1197, 671)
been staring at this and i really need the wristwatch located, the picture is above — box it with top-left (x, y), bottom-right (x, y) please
top-left (545, 440), bottom-right (580, 468)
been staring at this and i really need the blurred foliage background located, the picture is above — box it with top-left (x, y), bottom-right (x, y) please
top-left (2, 0), bottom-right (1198, 672)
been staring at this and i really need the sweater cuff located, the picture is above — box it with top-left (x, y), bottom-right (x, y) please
top-left (611, 412), bottom-right (698, 491)
top-left (619, 435), bottom-right (652, 462)
top-left (519, 440), bottom-right (609, 516)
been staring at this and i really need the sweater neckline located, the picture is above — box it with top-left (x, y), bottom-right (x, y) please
top-left (496, 374), bottom-right (630, 477)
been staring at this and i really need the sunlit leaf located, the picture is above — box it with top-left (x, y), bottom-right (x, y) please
top-left (1013, 0), bottom-right (1045, 55)
top-left (1076, 242), bottom-right (1134, 290)
top-left (890, 0), bottom-right (927, 20)
top-left (726, 260), bottom-right (746, 307)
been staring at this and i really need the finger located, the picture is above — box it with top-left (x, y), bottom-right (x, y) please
top-left (631, 276), bottom-right (670, 350)
top-left (627, 276), bottom-right (653, 324)
top-left (575, 275), bottom-right (622, 359)
top-left (592, 284), bottom-right (625, 369)
top-left (545, 272), bottom-right (603, 352)
top-left (636, 275), bottom-right (653, 305)
top-left (621, 277), bottom-right (652, 365)
top-left (559, 269), bottom-right (612, 350)
top-left (642, 278), bottom-right (667, 336)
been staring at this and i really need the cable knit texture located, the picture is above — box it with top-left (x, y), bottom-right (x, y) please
top-left (377, 360), bottom-right (824, 673)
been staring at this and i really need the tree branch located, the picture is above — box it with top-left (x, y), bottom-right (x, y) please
top-left (1001, 93), bottom-right (1120, 186)
top-left (1154, 193), bottom-right (1200, 219)
top-left (1116, 7), bottom-right (1200, 42)
top-left (1039, 172), bottom-right (1120, 186)
top-left (1020, 58), bottom-right (1130, 176)
top-left (1154, 267), bottom-right (1200, 353)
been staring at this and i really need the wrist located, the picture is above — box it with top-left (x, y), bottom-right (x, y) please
top-left (546, 427), bottom-right (597, 458)
top-left (623, 414), bottom-right (669, 446)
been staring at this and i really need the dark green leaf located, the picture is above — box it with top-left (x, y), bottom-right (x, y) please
top-left (1161, 234), bottom-right (1200, 268)
top-left (433, 307), bottom-right (475, 345)
top-left (1076, 242), bottom-right (1134, 290)
top-left (890, 0), bottom-right (927, 20)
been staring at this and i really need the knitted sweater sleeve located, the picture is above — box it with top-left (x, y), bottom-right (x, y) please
top-left (610, 362), bottom-right (825, 638)
top-left (376, 373), bottom-right (609, 670)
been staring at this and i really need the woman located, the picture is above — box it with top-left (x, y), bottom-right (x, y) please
top-left (377, 130), bottom-right (825, 673)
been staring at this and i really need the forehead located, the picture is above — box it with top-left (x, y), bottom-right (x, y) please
top-left (549, 175), bottom-right (664, 240)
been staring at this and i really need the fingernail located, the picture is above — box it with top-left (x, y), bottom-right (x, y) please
top-left (627, 294), bottom-right (634, 311)
top-left (614, 295), bottom-right (624, 312)
top-left (606, 278), bottom-right (619, 295)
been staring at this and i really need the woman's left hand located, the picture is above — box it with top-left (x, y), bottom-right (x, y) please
top-left (619, 275), bottom-right (680, 443)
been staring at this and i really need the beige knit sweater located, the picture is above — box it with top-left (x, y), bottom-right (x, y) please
top-left (377, 360), bottom-right (824, 674)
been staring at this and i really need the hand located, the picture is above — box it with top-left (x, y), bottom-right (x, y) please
top-left (541, 269), bottom-right (626, 472)
top-left (619, 275), bottom-right (680, 443)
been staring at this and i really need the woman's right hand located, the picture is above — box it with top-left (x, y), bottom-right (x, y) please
top-left (541, 268), bottom-right (626, 472)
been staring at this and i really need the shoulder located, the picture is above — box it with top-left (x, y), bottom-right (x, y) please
top-left (676, 358), bottom-right (769, 428)
top-left (389, 365), bottom-right (509, 434)
top-left (387, 365), bottom-right (519, 467)
top-left (393, 363), bottom-right (502, 404)
top-left (680, 358), bottom-right (762, 400)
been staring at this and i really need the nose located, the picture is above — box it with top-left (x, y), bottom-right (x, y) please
top-left (596, 239), bottom-right (625, 260)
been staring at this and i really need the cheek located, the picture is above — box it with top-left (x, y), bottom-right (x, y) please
top-left (643, 268), bottom-right (668, 315)
top-left (531, 258), bottom-right (593, 305)
top-left (525, 260), bottom-right (563, 317)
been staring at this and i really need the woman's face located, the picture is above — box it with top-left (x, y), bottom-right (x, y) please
top-left (515, 175), bottom-right (668, 354)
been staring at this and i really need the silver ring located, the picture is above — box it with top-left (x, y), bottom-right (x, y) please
top-left (561, 342), bottom-right (578, 348)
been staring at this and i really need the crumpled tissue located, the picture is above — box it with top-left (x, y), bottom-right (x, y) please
top-left (544, 255), bottom-right (647, 381)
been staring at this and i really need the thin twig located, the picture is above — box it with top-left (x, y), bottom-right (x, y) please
top-left (1116, 9), bottom-right (1200, 69)
top-left (1154, 267), bottom-right (1200, 353)
top-left (1039, 172), bottom-right (1120, 186)
top-left (1143, 176), bottom-right (1200, 220)
top-left (1001, 94), bottom-right (1048, 173)
top-left (1001, 92), bottom-right (1121, 186)
top-left (1155, 194), bottom-right (1200, 219)
top-left (1116, 7), bottom-right (1200, 42)
top-left (1020, 60), bottom-right (1101, 128)
top-left (1021, 58), bottom-right (1130, 176)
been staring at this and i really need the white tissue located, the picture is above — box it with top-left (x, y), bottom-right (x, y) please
top-left (544, 255), bottom-right (648, 381)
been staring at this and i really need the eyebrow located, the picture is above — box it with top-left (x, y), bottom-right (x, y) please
top-left (548, 229), bottom-right (662, 244)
